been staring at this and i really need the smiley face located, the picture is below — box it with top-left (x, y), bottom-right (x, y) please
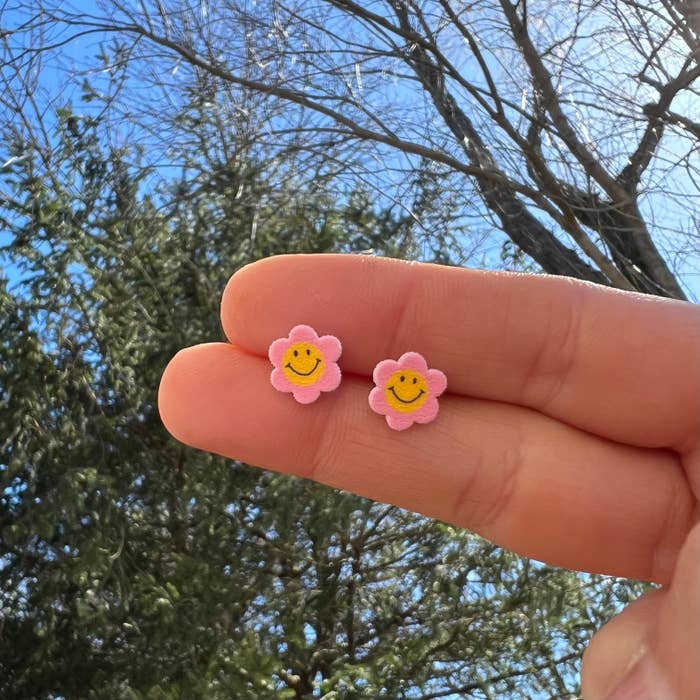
top-left (281, 342), bottom-right (326, 386)
top-left (383, 369), bottom-right (429, 413)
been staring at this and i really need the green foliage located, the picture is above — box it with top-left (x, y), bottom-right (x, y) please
top-left (0, 62), bottom-right (650, 700)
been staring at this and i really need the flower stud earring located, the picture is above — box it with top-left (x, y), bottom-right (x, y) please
top-left (369, 352), bottom-right (446, 430)
top-left (268, 325), bottom-right (342, 404)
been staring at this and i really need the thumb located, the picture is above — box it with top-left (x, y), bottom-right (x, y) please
top-left (581, 523), bottom-right (700, 699)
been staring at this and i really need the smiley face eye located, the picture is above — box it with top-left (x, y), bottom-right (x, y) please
top-left (400, 375), bottom-right (405, 382)
top-left (412, 377), bottom-right (417, 384)
top-left (306, 348), bottom-right (311, 356)
top-left (293, 350), bottom-right (299, 357)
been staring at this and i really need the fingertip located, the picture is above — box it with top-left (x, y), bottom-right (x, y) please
top-left (581, 592), bottom-right (662, 699)
top-left (155, 341), bottom-right (330, 470)
top-left (157, 343), bottom-right (241, 449)
top-left (157, 346), bottom-right (188, 436)
top-left (220, 257), bottom-right (272, 343)
top-left (219, 253), bottom-right (410, 358)
top-left (220, 254), bottom-right (336, 344)
top-left (158, 345), bottom-right (206, 446)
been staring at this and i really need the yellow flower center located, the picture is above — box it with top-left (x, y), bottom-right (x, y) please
top-left (282, 342), bottom-right (325, 386)
top-left (384, 369), bottom-right (428, 413)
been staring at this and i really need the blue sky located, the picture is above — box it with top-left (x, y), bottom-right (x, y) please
top-left (2, 1), bottom-right (697, 301)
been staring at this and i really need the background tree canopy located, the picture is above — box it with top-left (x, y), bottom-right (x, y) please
top-left (0, 1), bottom-right (696, 698)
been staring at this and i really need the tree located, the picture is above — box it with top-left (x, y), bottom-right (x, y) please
top-left (6, 0), bottom-right (697, 297)
top-left (0, 3), bottom-right (667, 698)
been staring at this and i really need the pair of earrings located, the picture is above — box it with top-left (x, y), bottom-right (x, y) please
top-left (268, 325), bottom-right (447, 431)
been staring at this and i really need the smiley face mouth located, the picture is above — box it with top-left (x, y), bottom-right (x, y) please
top-left (389, 386), bottom-right (425, 404)
top-left (285, 358), bottom-right (322, 376)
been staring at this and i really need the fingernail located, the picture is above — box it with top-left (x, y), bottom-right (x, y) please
top-left (605, 652), bottom-right (674, 700)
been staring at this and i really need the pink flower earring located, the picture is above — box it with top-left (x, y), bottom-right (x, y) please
top-left (369, 352), bottom-right (446, 430)
top-left (268, 325), bottom-right (342, 404)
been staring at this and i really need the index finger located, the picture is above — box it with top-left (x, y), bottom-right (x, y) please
top-left (221, 255), bottom-right (699, 452)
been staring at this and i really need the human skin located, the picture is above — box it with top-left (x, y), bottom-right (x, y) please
top-left (158, 254), bottom-right (699, 699)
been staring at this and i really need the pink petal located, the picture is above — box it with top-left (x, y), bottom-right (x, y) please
top-left (372, 359), bottom-right (400, 386)
top-left (397, 352), bottom-right (429, 374)
top-left (270, 367), bottom-right (294, 392)
top-left (386, 413), bottom-right (414, 431)
top-left (426, 368), bottom-right (447, 396)
top-left (293, 386), bottom-right (321, 404)
top-left (288, 325), bottom-right (319, 343)
top-left (316, 335), bottom-right (342, 363)
top-left (316, 362), bottom-right (341, 392)
top-left (411, 397), bottom-right (439, 424)
top-left (269, 338), bottom-right (291, 367)
top-left (368, 386), bottom-right (390, 414)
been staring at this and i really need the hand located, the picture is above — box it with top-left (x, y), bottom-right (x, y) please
top-left (158, 254), bottom-right (699, 699)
